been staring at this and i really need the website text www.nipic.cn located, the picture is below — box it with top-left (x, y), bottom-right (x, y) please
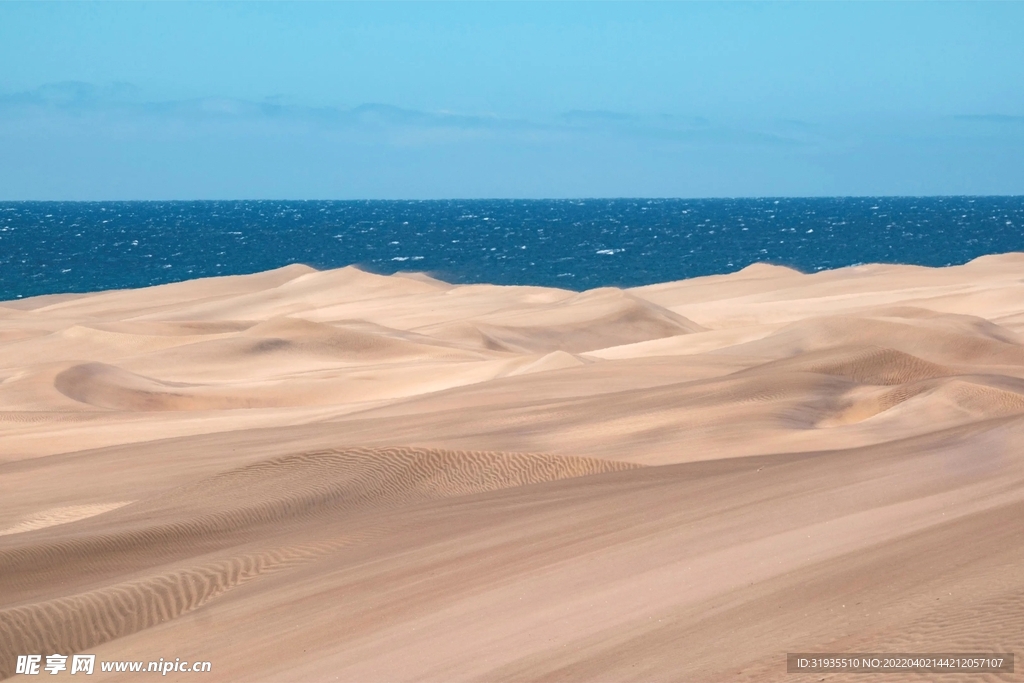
top-left (16, 654), bottom-right (212, 676)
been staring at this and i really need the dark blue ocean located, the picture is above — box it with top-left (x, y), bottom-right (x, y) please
top-left (1, 197), bottom-right (1022, 301)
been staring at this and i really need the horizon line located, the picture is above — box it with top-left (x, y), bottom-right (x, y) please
top-left (3, 194), bottom-right (1024, 203)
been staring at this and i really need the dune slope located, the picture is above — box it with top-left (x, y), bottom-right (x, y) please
top-left (2, 255), bottom-right (1024, 682)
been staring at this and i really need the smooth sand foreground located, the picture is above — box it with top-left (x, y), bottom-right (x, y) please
top-left (2, 255), bottom-right (1024, 681)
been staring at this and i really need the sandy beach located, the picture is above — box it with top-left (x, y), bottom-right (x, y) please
top-left (2, 254), bottom-right (1023, 681)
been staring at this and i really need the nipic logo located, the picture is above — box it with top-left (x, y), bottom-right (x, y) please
top-left (13, 654), bottom-right (216, 676)
top-left (16, 654), bottom-right (95, 675)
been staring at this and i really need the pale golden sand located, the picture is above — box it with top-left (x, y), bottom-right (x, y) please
top-left (2, 255), bottom-right (1024, 681)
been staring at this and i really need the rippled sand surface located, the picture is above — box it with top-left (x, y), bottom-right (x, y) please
top-left (2, 255), bottom-right (1024, 681)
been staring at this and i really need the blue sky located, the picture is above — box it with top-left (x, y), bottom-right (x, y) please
top-left (2, 2), bottom-right (1023, 199)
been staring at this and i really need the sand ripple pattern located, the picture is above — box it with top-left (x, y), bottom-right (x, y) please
top-left (0, 447), bottom-right (636, 680)
top-left (0, 448), bottom-right (635, 592)
top-left (0, 540), bottom-right (357, 680)
top-left (177, 446), bottom-right (642, 515)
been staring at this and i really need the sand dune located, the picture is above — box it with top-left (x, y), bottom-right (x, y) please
top-left (2, 255), bottom-right (1024, 681)
top-left (746, 345), bottom-right (952, 385)
top-left (420, 295), bottom-right (702, 355)
top-left (0, 447), bottom-right (633, 678)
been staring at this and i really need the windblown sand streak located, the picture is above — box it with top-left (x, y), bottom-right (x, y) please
top-left (0, 503), bottom-right (131, 537)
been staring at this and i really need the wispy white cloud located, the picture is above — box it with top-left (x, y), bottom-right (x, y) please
top-left (1, 82), bottom-right (1022, 199)
top-left (0, 82), bottom-right (812, 149)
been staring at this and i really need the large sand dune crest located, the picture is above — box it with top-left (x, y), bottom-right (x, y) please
top-left (2, 255), bottom-right (1024, 681)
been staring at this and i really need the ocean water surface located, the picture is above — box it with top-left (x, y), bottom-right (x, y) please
top-left (1, 197), bottom-right (1022, 301)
